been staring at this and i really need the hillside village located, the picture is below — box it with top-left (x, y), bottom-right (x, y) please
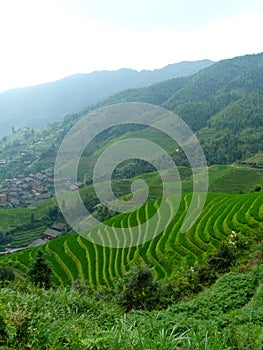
top-left (0, 0), bottom-right (263, 346)
top-left (0, 168), bottom-right (53, 208)
top-left (0, 167), bottom-right (83, 209)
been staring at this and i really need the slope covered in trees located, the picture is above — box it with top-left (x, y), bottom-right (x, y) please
top-left (87, 52), bottom-right (263, 164)
top-left (0, 53), bottom-right (263, 349)
top-left (0, 52), bottom-right (262, 177)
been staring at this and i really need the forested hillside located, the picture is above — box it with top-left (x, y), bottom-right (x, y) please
top-left (1, 53), bottom-right (263, 350)
top-left (0, 52), bottom-right (262, 181)
top-left (87, 52), bottom-right (263, 165)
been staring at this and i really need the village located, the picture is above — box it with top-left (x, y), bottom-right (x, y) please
top-left (0, 167), bottom-right (83, 209)
top-left (0, 164), bottom-right (85, 253)
top-left (0, 168), bottom-right (54, 208)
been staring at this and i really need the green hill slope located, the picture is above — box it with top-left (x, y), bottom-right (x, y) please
top-left (0, 164), bottom-right (262, 251)
top-left (0, 52), bottom-right (262, 180)
top-left (84, 52), bottom-right (263, 165)
top-left (1, 191), bottom-right (262, 287)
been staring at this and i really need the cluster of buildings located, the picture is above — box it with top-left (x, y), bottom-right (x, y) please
top-left (0, 169), bottom-right (54, 208)
top-left (0, 168), bottom-right (84, 209)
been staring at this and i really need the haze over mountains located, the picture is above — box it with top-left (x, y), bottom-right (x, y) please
top-left (0, 59), bottom-right (214, 137)
top-left (1, 53), bottom-right (263, 350)
top-left (0, 51), bottom-right (262, 181)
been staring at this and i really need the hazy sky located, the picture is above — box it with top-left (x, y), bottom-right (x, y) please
top-left (0, 0), bottom-right (262, 92)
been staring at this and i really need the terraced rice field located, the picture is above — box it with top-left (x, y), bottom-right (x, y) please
top-left (208, 165), bottom-right (263, 193)
top-left (11, 226), bottom-right (46, 247)
top-left (2, 191), bottom-right (262, 287)
top-left (0, 199), bottom-right (55, 232)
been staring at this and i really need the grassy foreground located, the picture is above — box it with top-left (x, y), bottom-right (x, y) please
top-left (1, 262), bottom-right (263, 349)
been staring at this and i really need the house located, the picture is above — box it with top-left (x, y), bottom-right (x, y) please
top-left (8, 191), bottom-right (19, 199)
top-left (69, 184), bottom-right (78, 191)
top-left (36, 193), bottom-right (52, 201)
top-left (25, 177), bottom-right (33, 183)
top-left (9, 198), bottom-right (20, 206)
top-left (36, 173), bottom-right (45, 181)
top-left (51, 222), bottom-right (66, 232)
top-left (42, 229), bottom-right (60, 240)
top-left (0, 193), bottom-right (7, 206)
top-left (76, 182), bottom-right (84, 188)
top-left (32, 181), bottom-right (42, 190)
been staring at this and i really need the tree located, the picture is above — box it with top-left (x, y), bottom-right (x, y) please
top-left (0, 265), bottom-right (15, 282)
top-left (30, 213), bottom-right (35, 223)
top-left (0, 313), bottom-right (7, 345)
top-left (117, 266), bottom-right (162, 312)
top-left (253, 185), bottom-right (261, 192)
top-left (47, 206), bottom-right (60, 222)
top-left (207, 242), bottom-right (236, 273)
top-left (28, 250), bottom-right (52, 288)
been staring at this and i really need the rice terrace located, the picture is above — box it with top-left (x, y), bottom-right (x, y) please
top-left (1, 191), bottom-right (263, 288)
top-left (1, 48), bottom-right (263, 349)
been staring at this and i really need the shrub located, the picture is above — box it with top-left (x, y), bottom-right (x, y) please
top-left (0, 265), bottom-right (15, 282)
top-left (117, 266), bottom-right (172, 312)
top-left (208, 242), bottom-right (236, 273)
top-left (0, 311), bottom-right (7, 345)
top-left (28, 250), bottom-right (52, 288)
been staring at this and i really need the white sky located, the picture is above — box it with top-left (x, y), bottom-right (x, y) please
top-left (0, 0), bottom-right (263, 92)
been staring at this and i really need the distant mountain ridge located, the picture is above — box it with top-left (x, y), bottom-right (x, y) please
top-left (79, 52), bottom-right (263, 165)
top-left (0, 52), bottom-right (262, 178)
top-left (0, 59), bottom-right (214, 136)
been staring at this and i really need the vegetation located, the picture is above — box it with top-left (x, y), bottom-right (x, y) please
top-left (1, 53), bottom-right (263, 182)
top-left (0, 265), bottom-right (15, 283)
top-left (0, 227), bottom-right (263, 349)
top-left (0, 163), bottom-right (261, 252)
top-left (0, 199), bottom-right (66, 250)
top-left (28, 250), bottom-right (52, 288)
top-left (1, 191), bottom-right (262, 288)
top-left (0, 52), bottom-right (263, 349)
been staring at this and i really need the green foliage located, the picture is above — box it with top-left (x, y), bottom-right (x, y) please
top-left (0, 308), bottom-right (7, 346)
top-left (0, 232), bottom-right (12, 246)
top-left (93, 205), bottom-right (116, 222)
top-left (0, 213), bottom-right (263, 348)
top-left (117, 266), bottom-right (173, 312)
top-left (47, 205), bottom-right (61, 222)
top-left (0, 265), bottom-right (262, 349)
top-left (1, 191), bottom-right (263, 289)
top-left (1, 53), bottom-right (263, 188)
top-left (207, 242), bottom-right (236, 273)
top-left (0, 265), bottom-right (15, 283)
top-left (200, 90), bottom-right (263, 164)
top-left (30, 213), bottom-right (35, 223)
top-left (28, 250), bottom-right (52, 289)
top-left (253, 185), bottom-right (261, 192)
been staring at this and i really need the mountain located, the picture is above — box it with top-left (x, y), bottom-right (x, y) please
top-left (0, 52), bottom-right (263, 180)
top-left (0, 60), bottom-right (214, 137)
top-left (1, 53), bottom-right (263, 350)
top-left (90, 52), bottom-right (263, 164)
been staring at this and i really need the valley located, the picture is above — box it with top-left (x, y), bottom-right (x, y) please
top-left (0, 52), bottom-right (263, 349)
